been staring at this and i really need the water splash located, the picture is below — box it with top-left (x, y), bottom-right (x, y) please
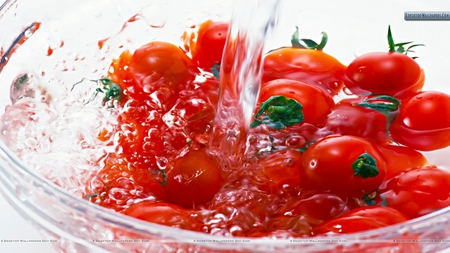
top-left (209, 0), bottom-right (283, 171)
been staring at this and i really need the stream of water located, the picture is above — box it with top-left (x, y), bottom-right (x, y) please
top-left (208, 0), bottom-right (283, 172)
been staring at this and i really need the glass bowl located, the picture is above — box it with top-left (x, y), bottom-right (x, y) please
top-left (1, 0), bottom-right (450, 252)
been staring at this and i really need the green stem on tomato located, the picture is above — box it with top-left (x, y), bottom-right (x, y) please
top-left (250, 96), bottom-right (304, 130)
top-left (356, 95), bottom-right (400, 114)
top-left (159, 169), bottom-right (167, 187)
top-left (351, 152), bottom-right (379, 178)
top-left (291, 26), bottom-right (328, 51)
top-left (361, 190), bottom-right (386, 206)
top-left (212, 63), bottom-right (221, 80)
top-left (97, 78), bottom-right (122, 102)
top-left (387, 25), bottom-right (424, 56)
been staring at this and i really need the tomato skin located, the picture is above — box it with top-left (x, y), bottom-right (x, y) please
top-left (122, 201), bottom-right (203, 231)
top-left (191, 20), bottom-right (229, 71)
top-left (258, 79), bottom-right (335, 127)
top-left (258, 149), bottom-right (302, 189)
top-left (263, 48), bottom-right (346, 96)
top-left (345, 52), bottom-right (422, 96)
top-left (315, 206), bottom-right (409, 234)
top-left (379, 166), bottom-right (450, 218)
top-left (86, 154), bottom-right (168, 212)
top-left (325, 100), bottom-right (388, 143)
top-left (300, 135), bottom-right (387, 198)
top-left (109, 42), bottom-right (198, 107)
top-left (274, 189), bottom-right (360, 222)
top-left (390, 91), bottom-right (450, 151)
top-left (166, 149), bottom-right (224, 209)
top-left (376, 144), bottom-right (428, 181)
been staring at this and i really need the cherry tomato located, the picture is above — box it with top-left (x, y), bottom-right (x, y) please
top-left (123, 201), bottom-right (203, 231)
top-left (257, 79), bottom-right (335, 127)
top-left (116, 99), bottom-right (170, 169)
top-left (376, 144), bottom-right (428, 181)
top-left (315, 206), bottom-right (409, 234)
top-left (86, 154), bottom-right (167, 212)
top-left (263, 48), bottom-right (346, 96)
top-left (258, 149), bottom-right (302, 189)
top-left (300, 135), bottom-right (387, 198)
top-left (166, 149), bottom-right (224, 209)
top-left (273, 189), bottom-right (360, 222)
top-left (325, 99), bottom-right (389, 143)
top-left (345, 52), bottom-right (422, 96)
top-left (379, 166), bottom-right (450, 218)
top-left (109, 41), bottom-right (198, 108)
top-left (190, 20), bottom-right (229, 71)
top-left (390, 91), bottom-right (450, 151)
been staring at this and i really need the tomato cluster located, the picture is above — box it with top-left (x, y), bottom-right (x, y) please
top-left (85, 20), bottom-right (450, 239)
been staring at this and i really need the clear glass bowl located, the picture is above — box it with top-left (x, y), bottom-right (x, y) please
top-left (1, 0), bottom-right (450, 252)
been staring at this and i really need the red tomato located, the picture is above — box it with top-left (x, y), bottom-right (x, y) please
top-left (390, 91), bottom-right (450, 151)
top-left (263, 48), bottom-right (346, 96)
top-left (190, 20), bottom-right (229, 71)
top-left (379, 166), bottom-right (450, 218)
top-left (258, 79), bottom-right (335, 127)
top-left (109, 41), bottom-right (198, 108)
top-left (345, 52), bottom-right (422, 96)
top-left (123, 201), bottom-right (203, 231)
top-left (315, 206), bottom-right (409, 234)
top-left (166, 149), bottom-right (224, 209)
top-left (273, 189), bottom-right (360, 222)
top-left (86, 154), bottom-right (168, 212)
top-left (116, 99), bottom-right (170, 168)
top-left (258, 149), bottom-right (302, 189)
top-left (300, 135), bottom-right (387, 198)
top-left (376, 144), bottom-right (428, 181)
top-left (325, 100), bottom-right (388, 143)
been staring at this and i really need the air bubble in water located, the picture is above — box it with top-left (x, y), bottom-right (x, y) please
top-left (140, 5), bottom-right (167, 28)
top-left (10, 74), bottom-right (36, 104)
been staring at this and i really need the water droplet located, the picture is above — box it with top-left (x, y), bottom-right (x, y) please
top-left (285, 135), bottom-right (305, 148)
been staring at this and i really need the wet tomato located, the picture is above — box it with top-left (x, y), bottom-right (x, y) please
top-left (263, 48), bottom-right (346, 96)
top-left (325, 99), bottom-right (389, 143)
top-left (390, 91), bottom-right (450, 151)
top-left (109, 41), bottom-right (198, 108)
top-left (376, 144), bottom-right (428, 181)
top-left (166, 149), bottom-right (224, 209)
top-left (86, 154), bottom-right (167, 212)
top-left (379, 166), bottom-right (450, 218)
top-left (273, 189), bottom-right (360, 223)
top-left (315, 206), bottom-right (409, 234)
top-left (123, 201), bottom-right (203, 231)
top-left (190, 20), bottom-right (229, 71)
top-left (257, 79), bottom-right (335, 127)
top-left (258, 149), bottom-right (302, 189)
top-left (345, 52), bottom-right (422, 96)
top-left (300, 135), bottom-right (387, 198)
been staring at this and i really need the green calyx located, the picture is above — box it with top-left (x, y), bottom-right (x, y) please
top-left (361, 190), bottom-right (387, 206)
top-left (356, 95), bottom-right (400, 114)
top-left (351, 152), bottom-right (380, 178)
top-left (212, 63), bottom-right (221, 80)
top-left (250, 96), bottom-right (304, 130)
top-left (387, 25), bottom-right (424, 56)
top-left (158, 169), bottom-right (167, 187)
top-left (96, 78), bottom-right (122, 102)
top-left (291, 26), bottom-right (328, 51)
